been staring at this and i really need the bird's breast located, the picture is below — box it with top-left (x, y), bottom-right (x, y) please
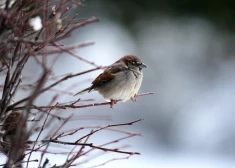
top-left (98, 70), bottom-right (143, 102)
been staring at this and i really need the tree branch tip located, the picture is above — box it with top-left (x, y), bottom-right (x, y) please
top-left (134, 152), bottom-right (140, 155)
top-left (133, 133), bottom-right (142, 136)
top-left (137, 92), bottom-right (155, 97)
top-left (134, 119), bottom-right (143, 122)
top-left (92, 16), bottom-right (100, 21)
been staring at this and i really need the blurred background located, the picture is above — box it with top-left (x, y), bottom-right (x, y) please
top-left (2, 0), bottom-right (235, 167)
top-left (73, 1), bottom-right (235, 167)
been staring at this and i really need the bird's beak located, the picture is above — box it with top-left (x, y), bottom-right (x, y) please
top-left (140, 63), bottom-right (147, 68)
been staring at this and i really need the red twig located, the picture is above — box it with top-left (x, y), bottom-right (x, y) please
top-left (52, 42), bottom-right (100, 67)
top-left (75, 119), bottom-right (142, 143)
top-left (26, 104), bottom-right (56, 168)
top-left (55, 16), bottom-right (100, 41)
top-left (10, 92), bottom-right (154, 111)
top-left (87, 155), bottom-right (134, 168)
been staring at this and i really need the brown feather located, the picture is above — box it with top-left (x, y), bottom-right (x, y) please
top-left (91, 66), bottom-right (122, 90)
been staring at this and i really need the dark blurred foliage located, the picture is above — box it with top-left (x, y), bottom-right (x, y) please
top-left (85, 0), bottom-right (235, 31)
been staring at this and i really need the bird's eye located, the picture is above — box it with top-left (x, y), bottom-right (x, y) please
top-left (136, 61), bottom-right (141, 65)
top-left (132, 62), bottom-right (136, 65)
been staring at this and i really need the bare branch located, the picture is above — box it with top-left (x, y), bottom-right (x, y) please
top-left (87, 155), bottom-right (134, 168)
top-left (29, 139), bottom-right (140, 155)
top-left (55, 17), bottom-right (100, 41)
top-left (10, 92), bottom-right (154, 111)
top-left (7, 67), bottom-right (104, 109)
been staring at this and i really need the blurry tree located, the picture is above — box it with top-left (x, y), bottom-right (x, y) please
top-left (86, 0), bottom-right (235, 30)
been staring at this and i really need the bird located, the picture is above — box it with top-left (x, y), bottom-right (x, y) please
top-left (1, 112), bottom-right (28, 167)
top-left (74, 55), bottom-right (147, 108)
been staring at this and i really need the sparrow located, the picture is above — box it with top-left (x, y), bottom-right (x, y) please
top-left (74, 55), bottom-right (147, 108)
top-left (0, 112), bottom-right (28, 167)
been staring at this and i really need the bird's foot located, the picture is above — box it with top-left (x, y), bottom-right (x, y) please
top-left (131, 94), bottom-right (137, 102)
top-left (110, 99), bottom-right (118, 108)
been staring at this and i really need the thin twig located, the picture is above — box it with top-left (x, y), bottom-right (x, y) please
top-left (87, 155), bottom-right (134, 168)
top-left (52, 42), bottom-right (100, 67)
top-left (75, 119), bottom-right (142, 143)
top-left (10, 92), bottom-right (154, 111)
top-left (37, 42), bottom-right (95, 55)
top-left (26, 104), bottom-right (55, 168)
top-left (34, 139), bottom-right (140, 155)
top-left (55, 17), bottom-right (100, 41)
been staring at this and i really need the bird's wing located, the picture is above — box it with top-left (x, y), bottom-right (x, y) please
top-left (91, 66), bottom-right (125, 89)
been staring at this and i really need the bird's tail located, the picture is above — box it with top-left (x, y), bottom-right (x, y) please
top-left (74, 87), bottom-right (92, 96)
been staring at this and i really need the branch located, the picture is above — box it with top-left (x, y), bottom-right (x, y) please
top-left (52, 42), bottom-right (100, 67)
top-left (26, 103), bottom-right (55, 168)
top-left (75, 119), bottom-right (142, 143)
top-left (36, 42), bottom-right (95, 55)
top-left (7, 67), bottom-right (105, 110)
top-left (55, 17), bottom-right (100, 41)
top-left (87, 155), bottom-right (134, 168)
top-left (10, 92), bottom-right (154, 111)
top-left (30, 139), bottom-right (140, 155)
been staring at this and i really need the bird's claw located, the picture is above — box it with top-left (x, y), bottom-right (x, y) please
top-left (110, 100), bottom-right (118, 108)
top-left (131, 94), bottom-right (137, 102)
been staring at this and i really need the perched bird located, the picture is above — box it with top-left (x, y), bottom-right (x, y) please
top-left (1, 112), bottom-right (28, 167)
top-left (74, 55), bottom-right (147, 108)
